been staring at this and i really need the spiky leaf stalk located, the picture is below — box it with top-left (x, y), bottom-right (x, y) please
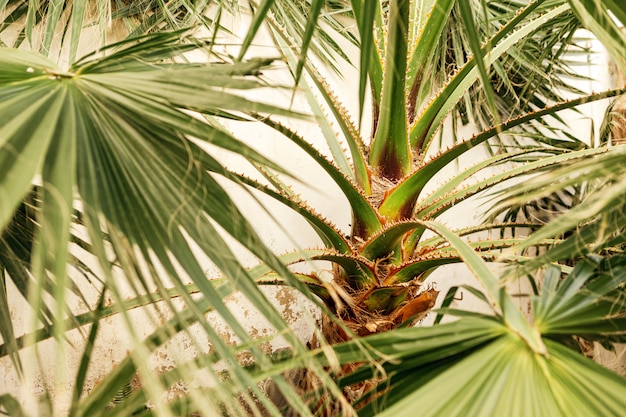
top-left (368, 0), bottom-right (412, 181)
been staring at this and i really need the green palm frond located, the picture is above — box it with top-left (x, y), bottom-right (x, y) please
top-left (0, 31), bottom-right (341, 416)
top-left (325, 238), bottom-right (626, 417)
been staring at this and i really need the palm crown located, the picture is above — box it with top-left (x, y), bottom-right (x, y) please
top-left (236, 0), bottom-right (624, 341)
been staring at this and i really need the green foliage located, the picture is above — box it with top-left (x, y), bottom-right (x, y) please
top-left (1, 0), bottom-right (626, 416)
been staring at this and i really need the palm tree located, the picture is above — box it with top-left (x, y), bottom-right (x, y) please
top-left (1, 1), bottom-right (626, 416)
